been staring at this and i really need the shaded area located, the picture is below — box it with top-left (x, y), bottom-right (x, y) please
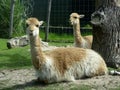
top-left (0, 73), bottom-right (120, 90)
top-left (1, 80), bottom-right (47, 90)
top-left (0, 79), bottom-right (92, 90)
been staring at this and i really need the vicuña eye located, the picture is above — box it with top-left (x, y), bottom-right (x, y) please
top-left (74, 17), bottom-right (77, 19)
top-left (36, 25), bottom-right (39, 27)
top-left (26, 24), bottom-right (29, 27)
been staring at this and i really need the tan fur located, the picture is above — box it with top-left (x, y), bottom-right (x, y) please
top-left (70, 13), bottom-right (93, 49)
top-left (30, 36), bottom-right (45, 69)
top-left (26, 17), bottom-right (40, 26)
top-left (84, 35), bottom-right (93, 46)
top-left (46, 48), bottom-right (86, 75)
top-left (26, 17), bottom-right (108, 84)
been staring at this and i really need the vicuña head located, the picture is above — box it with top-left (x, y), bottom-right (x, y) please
top-left (26, 18), bottom-right (43, 37)
top-left (70, 13), bottom-right (84, 25)
top-left (26, 17), bottom-right (107, 84)
top-left (70, 13), bottom-right (93, 49)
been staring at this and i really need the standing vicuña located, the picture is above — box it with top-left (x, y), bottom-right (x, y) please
top-left (26, 17), bottom-right (108, 84)
top-left (70, 13), bottom-right (93, 48)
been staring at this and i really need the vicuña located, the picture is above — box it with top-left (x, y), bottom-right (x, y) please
top-left (26, 17), bottom-right (108, 84)
top-left (70, 13), bottom-right (93, 48)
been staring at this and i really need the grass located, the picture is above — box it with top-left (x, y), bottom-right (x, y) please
top-left (0, 38), bottom-right (8, 50)
top-left (0, 38), bottom-right (32, 70)
top-left (48, 33), bottom-right (74, 42)
top-left (0, 46), bottom-right (31, 69)
top-left (40, 30), bottom-right (74, 42)
top-left (0, 37), bottom-right (73, 70)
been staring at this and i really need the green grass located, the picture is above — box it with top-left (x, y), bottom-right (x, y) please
top-left (40, 29), bottom-right (92, 43)
top-left (0, 39), bottom-right (8, 50)
top-left (40, 31), bottom-right (74, 42)
top-left (0, 38), bottom-right (73, 70)
top-left (0, 38), bottom-right (32, 70)
top-left (48, 33), bottom-right (74, 42)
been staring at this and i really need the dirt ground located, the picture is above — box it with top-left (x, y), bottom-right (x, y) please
top-left (0, 68), bottom-right (120, 90)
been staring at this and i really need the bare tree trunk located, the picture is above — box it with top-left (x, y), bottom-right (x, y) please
top-left (45, 0), bottom-right (52, 41)
top-left (91, 0), bottom-right (120, 68)
top-left (9, 0), bottom-right (15, 38)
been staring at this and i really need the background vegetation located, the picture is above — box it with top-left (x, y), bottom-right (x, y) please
top-left (0, 0), bottom-right (31, 38)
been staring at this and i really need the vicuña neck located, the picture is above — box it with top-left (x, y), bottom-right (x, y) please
top-left (29, 35), bottom-right (45, 69)
top-left (73, 22), bottom-right (83, 46)
top-left (30, 35), bottom-right (41, 47)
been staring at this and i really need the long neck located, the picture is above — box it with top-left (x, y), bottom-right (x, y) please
top-left (29, 35), bottom-right (45, 69)
top-left (73, 21), bottom-right (83, 47)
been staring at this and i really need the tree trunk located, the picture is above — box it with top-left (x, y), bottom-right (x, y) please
top-left (91, 0), bottom-right (120, 68)
top-left (95, 0), bottom-right (102, 9)
top-left (45, 0), bottom-right (52, 41)
top-left (9, 0), bottom-right (15, 38)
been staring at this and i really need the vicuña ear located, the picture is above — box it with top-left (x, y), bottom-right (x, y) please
top-left (39, 21), bottom-right (44, 26)
top-left (26, 19), bottom-right (30, 24)
top-left (80, 14), bottom-right (85, 18)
